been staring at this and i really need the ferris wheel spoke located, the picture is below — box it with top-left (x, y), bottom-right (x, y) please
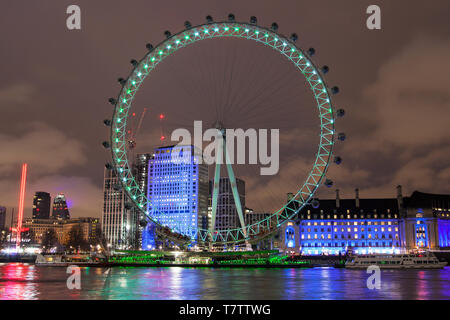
top-left (107, 19), bottom-right (340, 245)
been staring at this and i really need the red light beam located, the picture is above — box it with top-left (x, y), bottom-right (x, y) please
top-left (15, 163), bottom-right (28, 249)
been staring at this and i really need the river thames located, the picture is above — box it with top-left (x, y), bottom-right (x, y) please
top-left (0, 263), bottom-right (449, 300)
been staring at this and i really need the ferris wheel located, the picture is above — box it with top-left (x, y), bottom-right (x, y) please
top-left (102, 14), bottom-right (346, 246)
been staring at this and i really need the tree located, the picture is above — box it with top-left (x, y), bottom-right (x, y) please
top-left (67, 225), bottom-right (89, 253)
top-left (41, 229), bottom-right (59, 253)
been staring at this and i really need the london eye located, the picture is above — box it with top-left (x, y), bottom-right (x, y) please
top-left (102, 14), bottom-right (346, 246)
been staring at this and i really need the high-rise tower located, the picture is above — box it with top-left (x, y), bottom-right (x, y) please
top-left (32, 192), bottom-right (51, 219)
top-left (209, 177), bottom-right (245, 231)
top-left (133, 153), bottom-right (154, 249)
top-left (147, 145), bottom-right (208, 240)
top-left (52, 194), bottom-right (70, 220)
top-left (102, 167), bottom-right (139, 249)
top-left (0, 206), bottom-right (6, 231)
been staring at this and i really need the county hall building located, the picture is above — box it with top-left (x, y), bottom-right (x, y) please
top-left (281, 186), bottom-right (450, 255)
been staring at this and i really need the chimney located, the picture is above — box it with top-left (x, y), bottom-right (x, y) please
top-left (355, 188), bottom-right (360, 208)
top-left (397, 185), bottom-right (403, 211)
top-left (336, 189), bottom-right (340, 208)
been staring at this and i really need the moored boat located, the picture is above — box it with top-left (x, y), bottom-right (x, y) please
top-left (35, 254), bottom-right (107, 266)
top-left (345, 252), bottom-right (447, 269)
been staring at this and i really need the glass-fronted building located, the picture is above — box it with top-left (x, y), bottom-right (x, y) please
top-left (32, 192), bottom-right (51, 219)
top-left (147, 145), bottom-right (208, 240)
top-left (52, 194), bottom-right (70, 220)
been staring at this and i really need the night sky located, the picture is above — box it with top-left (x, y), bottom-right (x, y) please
top-left (1, 0), bottom-right (450, 222)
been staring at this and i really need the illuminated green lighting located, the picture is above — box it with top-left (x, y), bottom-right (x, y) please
top-left (110, 23), bottom-right (335, 244)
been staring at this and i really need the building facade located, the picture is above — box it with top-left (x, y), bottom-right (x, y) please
top-left (52, 194), bottom-right (70, 220)
top-left (0, 206), bottom-right (6, 231)
top-left (134, 153), bottom-right (155, 249)
top-left (102, 167), bottom-right (139, 249)
top-left (209, 177), bottom-right (245, 231)
top-left (23, 217), bottom-right (99, 246)
top-left (32, 192), bottom-right (51, 219)
top-left (280, 187), bottom-right (450, 255)
top-left (147, 145), bottom-right (208, 240)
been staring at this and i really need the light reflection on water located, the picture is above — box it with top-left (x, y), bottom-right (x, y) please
top-left (0, 263), bottom-right (449, 300)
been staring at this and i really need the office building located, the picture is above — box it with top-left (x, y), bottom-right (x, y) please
top-left (32, 192), bottom-right (51, 219)
top-left (209, 177), bottom-right (245, 231)
top-left (102, 167), bottom-right (139, 249)
top-left (23, 217), bottom-right (100, 245)
top-left (0, 206), bottom-right (6, 230)
top-left (147, 145), bottom-right (208, 240)
top-left (52, 194), bottom-right (70, 220)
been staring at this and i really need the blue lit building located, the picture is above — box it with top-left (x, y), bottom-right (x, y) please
top-left (147, 145), bottom-right (209, 240)
top-left (281, 186), bottom-right (450, 255)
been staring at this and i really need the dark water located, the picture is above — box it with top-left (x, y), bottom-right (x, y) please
top-left (0, 263), bottom-right (449, 300)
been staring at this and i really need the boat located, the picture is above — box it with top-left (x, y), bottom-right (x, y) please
top-left (345, 252), bottom-right (447, 269)
top-left (35, 254), bottom-right (107, 266)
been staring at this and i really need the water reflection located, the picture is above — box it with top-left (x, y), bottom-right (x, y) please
top-left (0, 263), bottom-right (449, 300)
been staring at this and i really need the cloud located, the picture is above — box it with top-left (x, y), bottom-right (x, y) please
top-left (364, 35), bottom-right (450, 148)
top-left (0, 84), bottom-right (36, 105)
top-left (321, 35), bottom-right (450, 200)
top-left (0, 122), bottom-right (87, 175)
top-left (0, 175), bottom-right (103, 220)
top-left (0, 122), bottom-right (102, 220)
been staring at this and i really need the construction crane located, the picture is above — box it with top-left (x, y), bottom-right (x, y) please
top-left (127, 107), bottom-right (147, 151)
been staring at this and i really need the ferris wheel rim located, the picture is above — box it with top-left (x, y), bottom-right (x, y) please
top-left (108, 20), bottom-right (337, 245)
